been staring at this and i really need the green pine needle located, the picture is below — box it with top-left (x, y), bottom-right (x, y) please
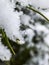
top-left (1, 29), bottom-right (16, 55)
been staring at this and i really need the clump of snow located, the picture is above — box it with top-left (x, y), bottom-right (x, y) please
top-left (25, 29), bottom-right (35, 46)
top-left (0, 38), bottom-right (11, 61)
top-left (31, 0), bottom-right (49, 9)
top-left (13, 0), bottom-right (33, 6)
top-left (35, 23), bottom-right (49, 34)
top-left (20, 14), bottom-right (31, 25)
top-left (0, 0), bottom-right (25, 44)
top-left (44, 34), bottom-right (49, 46)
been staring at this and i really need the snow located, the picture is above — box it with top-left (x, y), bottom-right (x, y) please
top-left (12, 0), bottom-right (49, 9)
top-left (41, 11), bottom-right (49, 19)
top-left (20, 12), bottom-right (49, 65)
top-left (35, 23), bottom-right (49, 34)
top-left (20, 14), bottom-right (31, 25)
top-left (0, 0), bottom-right (25, 44)
top-left (24, 29), bottom-right (35, 47)
top-left (31, 0), bottom-right (49, 9)
top-left (44, 34), bottom-right (49, 46)
top-left (14, 0), bottom-right (33, 6)
top-left (0, 0), bottom-right (49, 64)
top-left (0, 38), bottom-right (11, 61)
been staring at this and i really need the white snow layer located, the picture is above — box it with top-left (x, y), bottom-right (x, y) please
top-left (0, 0), bottom-right (25, 44)
top-left (0, 38), bottom-right (11, 61)
top-left (13, 0), bottom-right (49, 9)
